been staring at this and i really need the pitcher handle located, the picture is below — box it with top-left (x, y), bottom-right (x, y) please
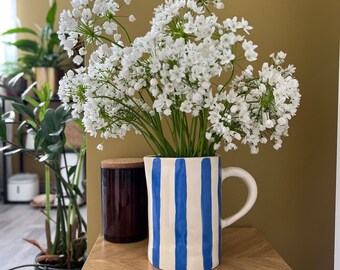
top-left (221, 167), bottom-right (258, 228)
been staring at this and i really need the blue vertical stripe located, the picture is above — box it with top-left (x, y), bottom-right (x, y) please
top-left (218, 158), bottom-right (222, 263)
top-left (201, 158), bottom-right (213, 270)
top-left (175, 159), bottom-right (187, 270)
top-left (152, 158), bottom-right (161, 268)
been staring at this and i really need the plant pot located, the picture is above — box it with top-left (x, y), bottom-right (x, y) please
top-left (34, 253), bottom-right (84, 270)
top-left (143, 156), bottom-right (258, 270)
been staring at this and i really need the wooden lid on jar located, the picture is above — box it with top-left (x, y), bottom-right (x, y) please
top-left (101, 158), bottom-right (144, 169)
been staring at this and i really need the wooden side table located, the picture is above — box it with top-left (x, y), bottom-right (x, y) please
top-left (83, 227), bottom-right (291, 270)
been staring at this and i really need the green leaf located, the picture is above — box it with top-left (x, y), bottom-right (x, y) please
top-left (34, 130), bottom-right (44, 151)
top-left (49, 127), bottom-right (63, 137)
top-left (47, 140), bottom-right (64, 152)
top-left (42, 109), bottom-right (58, 130)
top-left (1, 27), bottom-right (37, 36)
top-left (73, 185), bottom-right (83, 198)
top-left (67, 165), bottom-right (77, 178)
top-left (40, 26), bottom-right (52, 46)
top-left (38, 104), bottom-right (49, 122)
top-left (46, 1), bottom-right (57, 29)
top-left (0, 120), bottom-right (7, 140)
top-left (66, 183), bottom-right (82, 197)
top-left (0, 145), bottom-right (11, 152)
top-left (12, 103), bottom-right (35, 120)
top-left (45, 109), bottom-right (67, 132)
top-left (57, 107), bottom-right (73, 124)
top-left (21, 82), bottom-right (37, 100)
top-left (24, 96), bottom-right (40, 108)
top-left (17, 120), bottom-right (27, 131)
top-left (18, 54), bottom-right (39, 69)
top-left (5, 39), bottom-right (39, 54)
top-left (47, 33), bottom-right (59, 52)
top-left (8, 72), bottom-right (24, 86)
top-left (34, 87), bottom-right (45, 102)
top-left (39, 154), bottom-right (50, 162)
top-left (17, 121), bottom-right (28, 147)
top-left (0, 94), bottom-right (20, 103)
top-left (42, 83), bottom-right (53, 101)
top-left (5, 148), bottom-right (24, 156)
top-left (26, 119), bottom-right (37, 129)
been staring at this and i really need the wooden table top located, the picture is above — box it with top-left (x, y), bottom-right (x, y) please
top-left (83, 227), bottom-right (291, 270)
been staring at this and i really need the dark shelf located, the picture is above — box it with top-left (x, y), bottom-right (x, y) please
top-left (1, 95), bottom-right (82, 203)
top-left (1, 95), bottom-right (62, 203)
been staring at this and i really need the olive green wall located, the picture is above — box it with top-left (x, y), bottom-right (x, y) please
top-left (85, 1), bottom-right (340, 270)
top-left (17, 0), bottom-right (70, 27)
top-left (17, 1), bottom-right (340, 269)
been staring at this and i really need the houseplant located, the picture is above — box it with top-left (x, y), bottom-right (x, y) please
top-left (0, 1), bottom-right (70, 94)
top-left (57, 0), bottom-right (300, 269)
top-left (0, 84), bottom-right (87, 269)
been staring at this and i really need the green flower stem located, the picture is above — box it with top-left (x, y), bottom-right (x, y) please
top-left (134, 91), bottom-right (175, 155)
top-left (170, 109), bottom-right (181, 155)
top-left (96, 94), bottom-right (175, 156)
top-left (66, 136), bottom-right (87, 238)
top-left (112, 17), bottom-right (132, 44)
top-left (180, 115), bottom-right (187, 155)
top-left (62, 146), bottom-right (72, 262)
top-left (184, 113), bottom-right (191, 149)
top-left (45, 164), bottom-right (52, 254)
top-left (166, 115), bottom-right (180, 154)
top-left (109, 112), bottom-right (168, 155)
top-left (189, 116), bottom-right (198, 155)
top-left (152, 112), bottom-right (175, 156)
top-left (221, 64), bottom-right (235, 92)
top-left (78, 19), bottom-right (124, 49)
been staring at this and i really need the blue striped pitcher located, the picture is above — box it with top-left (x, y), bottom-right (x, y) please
top-left (144, 156), bottom-right (257, 270)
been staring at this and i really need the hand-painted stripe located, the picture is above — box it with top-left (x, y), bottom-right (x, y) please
top-left (201, 158), bottom-right (213, 270)
top-left (186, 158), bottom-right (203, 270)
top-left (159, 158), bottom-right (176, 269)
top-left (175, 159), bottom-right (187, 270)
top-left (218, 157), bottom-right (222, 263)
top-left (144, 157), bottom-right (154, 263)
top-left (152, 158), bottom-right (161, 268)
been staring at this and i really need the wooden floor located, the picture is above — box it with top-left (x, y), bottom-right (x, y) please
top-left (0, 202), bottom-right (87, 270)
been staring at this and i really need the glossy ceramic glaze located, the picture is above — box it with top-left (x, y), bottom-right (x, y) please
top-left (144, 156), bottom-right (257, 270)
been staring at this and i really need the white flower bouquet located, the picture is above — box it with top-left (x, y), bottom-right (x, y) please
top-left (58, 0), bottom-right (300, 157)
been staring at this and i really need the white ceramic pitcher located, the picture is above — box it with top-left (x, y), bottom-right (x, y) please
top-left (144, 156), bottom-right (257, 270)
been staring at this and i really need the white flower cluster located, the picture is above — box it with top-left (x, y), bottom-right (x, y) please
top-left (208, 52), bottom-right (300, 153)
top-left (58, 0), bottom-right (300, 155)
top-left (58, 0), bottom-right (132, 64)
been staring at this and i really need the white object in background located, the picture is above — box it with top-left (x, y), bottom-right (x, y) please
top-left (25, 130), bottom-right (35, 150)
top-left (60, 153), bottom-right (85, 204)
top-left (7, 173), bottom-right (39, 202)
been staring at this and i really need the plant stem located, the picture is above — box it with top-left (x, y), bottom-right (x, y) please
top-left (45, 164), bottom-right (52, 254)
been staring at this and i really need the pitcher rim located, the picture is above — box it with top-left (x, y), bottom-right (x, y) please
top-left (143, 155), bottom-right (220, 160)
